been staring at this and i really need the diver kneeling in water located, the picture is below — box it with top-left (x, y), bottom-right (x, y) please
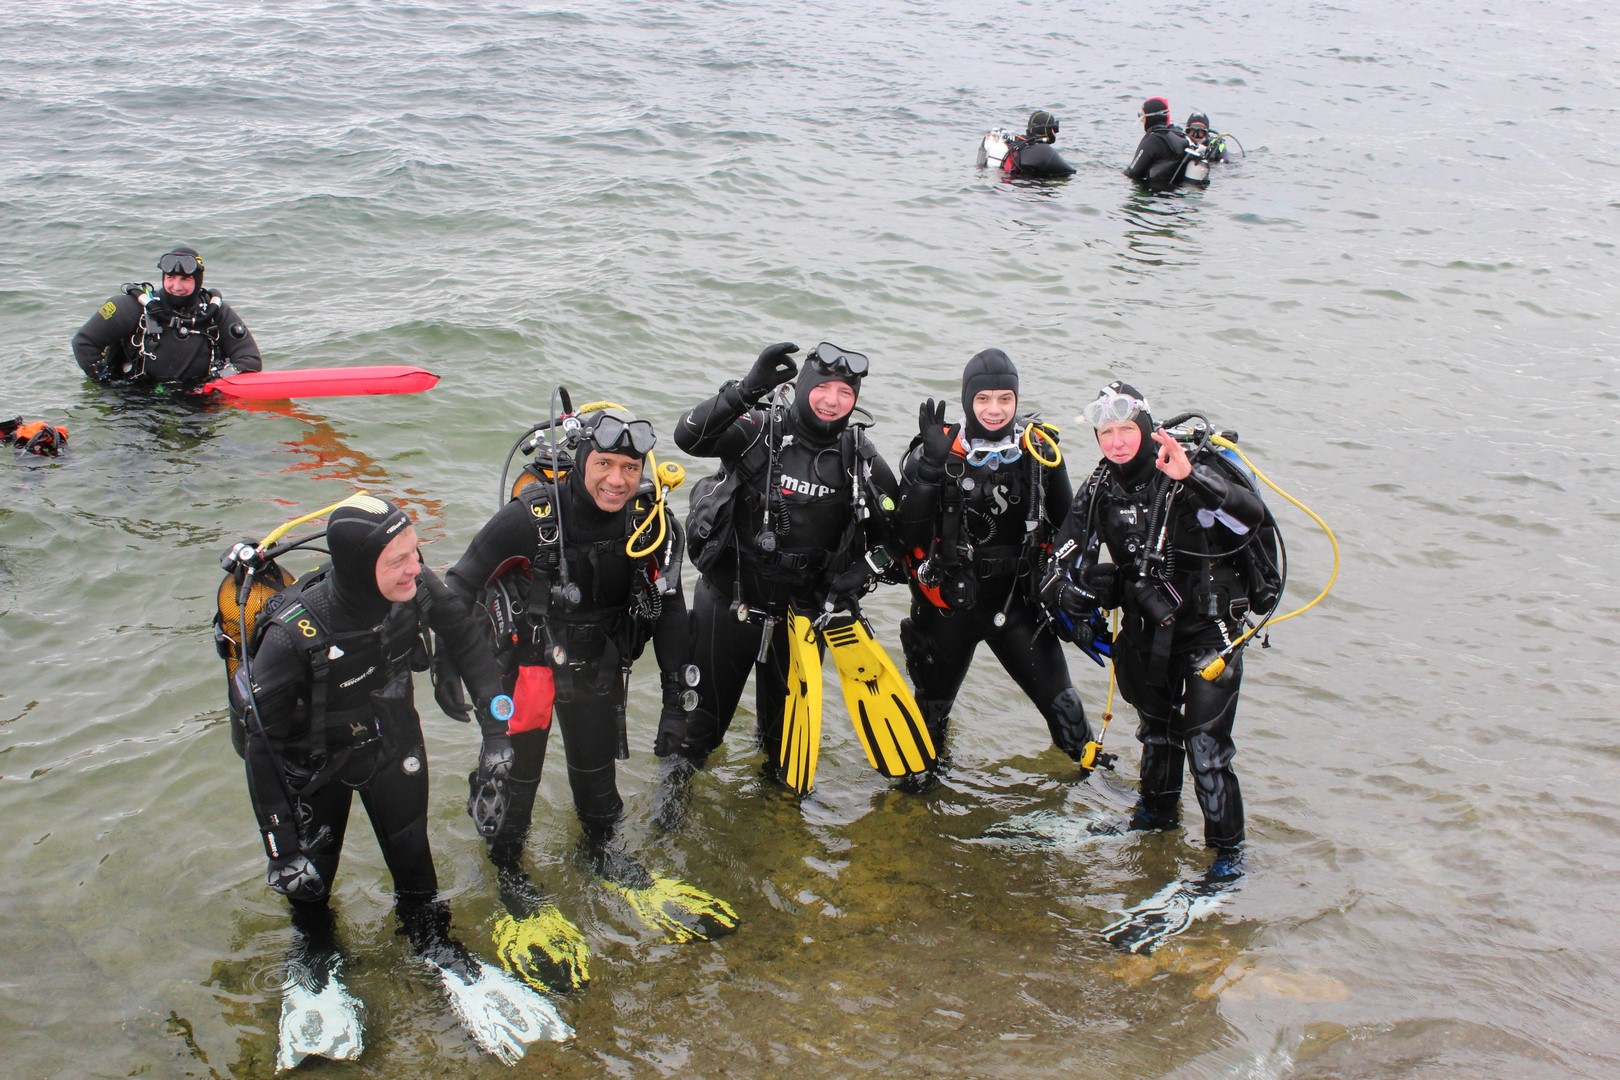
top-left (72, 244), bottom-right (261, 388)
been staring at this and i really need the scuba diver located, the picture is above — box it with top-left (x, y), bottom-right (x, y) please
top-left (897, 349), bottom-right (1093, 772)
top-left (1185, 112), bottom-right (1232, 164)
top-left (444, 404), bottom-right (736, 989)
top-left (671, 341), bottom-right (915, 787)
top-left (1042, 382), bottom-right (1278, 884)
top-left (221, 495), bottom-right (568, 1069)
top-left (979, 109), bottom-right (1077, 178)
top-left (1124, 97), bottom-right (1194, 188)
top-left (73, 245), bottom-right (261, 387)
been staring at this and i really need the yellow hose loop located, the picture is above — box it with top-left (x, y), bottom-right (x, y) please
top-left (625, 453), bottom-right (688, 560)
top-left (1022, 421), bottom-right (1062, 468)
top-left (1208, 434), bottom-right (1340, 627)
top-left (625, 452), bottom-right (668, 559)
top-left (258, 490), bottom-right (370, 551)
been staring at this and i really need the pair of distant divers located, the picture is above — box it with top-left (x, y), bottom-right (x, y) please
top-left (979, 98), bottom-right (1240, 185)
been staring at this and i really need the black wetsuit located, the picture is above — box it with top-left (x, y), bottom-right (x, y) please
top-left (446, 474), bottom-right (688, 863)
top-left (242, 567), bottom-right (502, 909)
top-left (73, 287), bottom-right (261, 385)
top-left (1124, 122), bottom-right (1192, 187)
top-left (1051, 452), bottom-right (1267, 850)
top-left (673, 383), bottom-right (900, 767)
top-left (1002, 137), bottom-right (1076, 179)
top-left (897, 427), bottom-right (1091, 756)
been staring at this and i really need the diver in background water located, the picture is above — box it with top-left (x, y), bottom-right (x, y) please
top-left (1184, 112), bottom-right (1231, 164)
top-left (72, 245), bottom-right (261, 386)
top-left (1124, 97), bottom-right (1193, 188)
top-left (987, 110), bottom-right (1078, 178)
top-left (896, 349), bottom-right (1092, 772)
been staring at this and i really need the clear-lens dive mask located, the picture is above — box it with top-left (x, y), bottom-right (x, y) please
top-left (1080, 389), bottom-right (1150, 427)
top-left (964, 437), bottom-right (1022, 467)
top-left (809, 342), bottom-right (870, 378)
top-left (157, 252), bottom-right (201, 276)
top-left (589, 414), bottom-right (657, 456)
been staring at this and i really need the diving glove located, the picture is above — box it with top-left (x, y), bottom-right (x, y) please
top-left (915, 399), bottom-right (960, 480)
top-left (740, 341), bottom-right (799, 401)
top-left (822, 562), bottom-right (875, 615)
top-left (466, 735), bottom-right (515, 838)
top-left (267, 853), bottom-right (326, 902)
top-left (431, 647), bottom-right (472, 722)
top-left (604, 870), bottom-right (740, 944)
top-left (654, 669), bottom-right (696, 758)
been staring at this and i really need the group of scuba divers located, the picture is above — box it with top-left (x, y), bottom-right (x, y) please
top-left (981, 97), bottom-right (1241, 185)
top-left (206, 325), bottom-right (1301, 1065)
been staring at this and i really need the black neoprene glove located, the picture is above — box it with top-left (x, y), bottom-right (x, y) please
top-left (822, 562), bottom-right (876, 614)
top-left (1083, 563), bottom-right (1123, 610)
top-left (1039, 566), bottom-right (1086, 619)
top-left (740, 342), bottom-right (799, 401)
top-left (655, 670), bottom-right (693, 758)
top-left (466, 734), bottom-right (515, 838)
top-left (917, 399), bottom-right (959, 465)
top-left (431, 648), bottom-right (472, 722)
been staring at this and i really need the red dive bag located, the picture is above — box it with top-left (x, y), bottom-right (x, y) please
top-left (510, 664), bottom-right (555, 733)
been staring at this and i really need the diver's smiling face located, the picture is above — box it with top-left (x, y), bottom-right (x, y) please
top-left (972, 389), bottom-right (1017, 432)
top-left (374, 526), bottom-right (422, 602)
top-left (163, 272), bottom-right (197, 298)
top-left (807, 381), bottom-right (856, 422)
top-left (583, 451), bottom-right (643, 513)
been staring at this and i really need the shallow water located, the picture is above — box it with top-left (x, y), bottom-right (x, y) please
top-left (3, 1), bottom-right (1619, 1076)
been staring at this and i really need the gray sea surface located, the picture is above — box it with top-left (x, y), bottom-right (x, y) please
top-left (2, 1), bottom-right (1618, 1076)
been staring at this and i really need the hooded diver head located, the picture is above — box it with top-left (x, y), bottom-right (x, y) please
top-left (156, 244), bottom-right (205, 308)
top-left (791, 341), bottom-right (865, 444)
top-left (1082, 379), bottom-right (1157, 486)
top-left (960, 348), bottom-right (1020, 444)
top-left (326, 495), bottom-right (415, 619)
top-left (568, 405), bottom-right (655, 517)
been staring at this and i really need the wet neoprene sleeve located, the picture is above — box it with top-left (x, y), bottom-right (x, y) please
top-left (674, 384), bottom-right (763, 460)
top-left (897, 446), bottom-right (942, 554)
top-left (70, 294), bottom-right (140, 381)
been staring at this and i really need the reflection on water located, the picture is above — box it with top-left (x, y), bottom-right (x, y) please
top-left (1119, 186), bottom-right (1205, 271)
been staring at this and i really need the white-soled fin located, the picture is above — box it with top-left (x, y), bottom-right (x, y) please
top-left (276, 963), bottom-right (364, 1072)
top-left (428, 956), bottom-right (573, 1065)
top-left (1099, 879), bottom-right (1231, 954)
